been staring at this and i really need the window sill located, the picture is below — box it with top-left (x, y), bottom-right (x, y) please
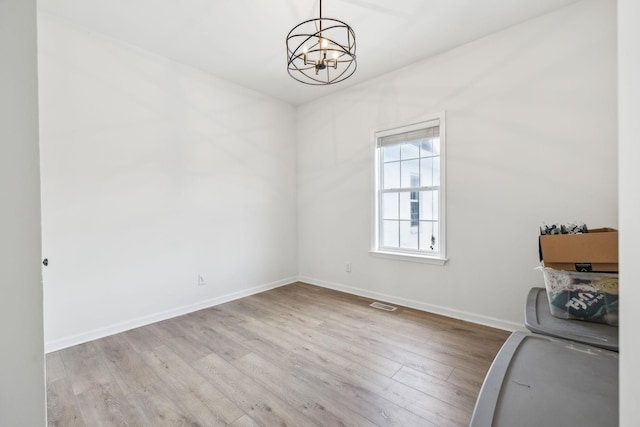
top-left (369, 250), bottom-right (448, 265)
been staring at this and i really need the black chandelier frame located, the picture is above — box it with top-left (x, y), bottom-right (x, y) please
top-left (286, 1), bottom-right (357, 85)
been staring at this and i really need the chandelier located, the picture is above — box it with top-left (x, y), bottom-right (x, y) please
top-left (286, 0), bottom-right (357, 85)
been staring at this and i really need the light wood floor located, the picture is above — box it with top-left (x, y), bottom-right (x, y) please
top-left (46, 282), bottom-right (509, 426)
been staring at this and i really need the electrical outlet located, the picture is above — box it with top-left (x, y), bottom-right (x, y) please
top-left (346, 262), bottom-right (351, 272)
top-left (198, 274), bottom-right (207, 286)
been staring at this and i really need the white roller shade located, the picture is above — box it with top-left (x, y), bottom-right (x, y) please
top-left (377, 119), bottom-right (439, 148)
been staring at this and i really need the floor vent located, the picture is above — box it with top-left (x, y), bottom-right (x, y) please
top-left (369, 302), bottom-right (397, 312)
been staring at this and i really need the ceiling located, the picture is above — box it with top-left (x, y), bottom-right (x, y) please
top-left (38, 0), bottom-right (581, 105)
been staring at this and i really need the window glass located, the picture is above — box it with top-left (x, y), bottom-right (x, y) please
top-left (399, 221), bottom-right (418, 250)
top-left (419, 190), bottom-right (438, 221)
top-left (401, 141), bottom-right (420, 160)
top-left (383, 193), bottom-right (399, 220)
top-left (400, 159), bottom-right (419, 188)
top-left (384, 144), bottom-right (401, 162)
top-left (419, 221), bottom-right (439, 252)
top-left (383, 162), bottom-right (400, 189)
top-left (382, 220), bottom-right (399, 247)
top-left (420, 158), bottom-right (433, 188)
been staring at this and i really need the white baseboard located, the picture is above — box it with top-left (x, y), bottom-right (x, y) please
top-left (45, 276), bottom-right (298, 353)
top-left (46, 275), bottom-right (521, 353)
top-left (298, 275), bottom-right (522, 332)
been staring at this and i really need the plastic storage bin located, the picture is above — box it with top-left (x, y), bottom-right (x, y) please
top-left (538, 266), bottom-right (618, 326)
top-left (524, 287), bottom-right (618, 351)
top-left (470, 332), bottom-right (618, 427)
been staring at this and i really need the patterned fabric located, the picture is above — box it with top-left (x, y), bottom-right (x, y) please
top-left (550, 290), bottom-right (618, 325)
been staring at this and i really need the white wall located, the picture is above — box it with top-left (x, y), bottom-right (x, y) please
top-left (297, 0), bottom-right (617, 329)
top-left (619, 0), bottom-right (640, 424)
top-left (38, 13), bottom-right (298, 351)
top-left (0, 0), bottom-right (46, 425)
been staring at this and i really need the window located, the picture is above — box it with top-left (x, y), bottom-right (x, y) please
top-left (372, 113), bottom-right (446, 264)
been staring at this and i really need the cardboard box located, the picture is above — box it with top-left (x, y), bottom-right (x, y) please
top-left (539, 228), bottom-right (618, 272)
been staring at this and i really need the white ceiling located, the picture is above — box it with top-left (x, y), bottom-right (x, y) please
top-left (38, 0), bottom-right (581, 105)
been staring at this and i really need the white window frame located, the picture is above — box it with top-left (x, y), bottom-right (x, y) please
top-left (370, 112), bottom-right (447, 265)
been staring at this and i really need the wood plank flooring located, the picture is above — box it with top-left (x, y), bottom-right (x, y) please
top-left (46, 282), bottom-right (510, 426)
